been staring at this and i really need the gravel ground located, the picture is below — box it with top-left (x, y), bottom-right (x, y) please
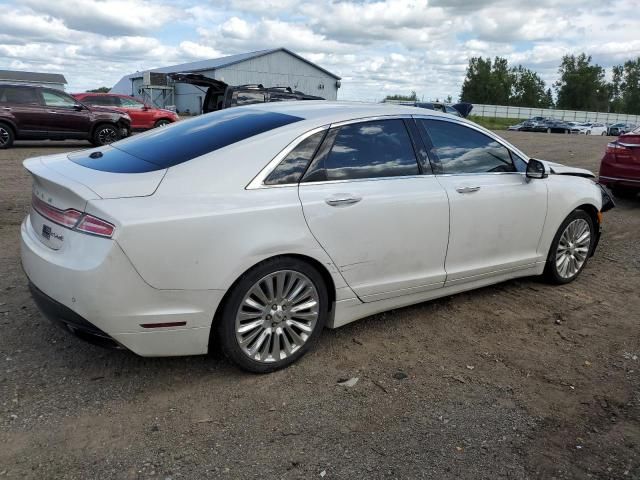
top-left (0, 133), bottom-right (639, 479)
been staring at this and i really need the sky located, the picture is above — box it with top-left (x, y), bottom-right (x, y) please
top-left (0, 0), bottom-right (639, 102)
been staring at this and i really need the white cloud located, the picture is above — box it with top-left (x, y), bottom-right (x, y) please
top-left (0, 0), bottom-right (639, 100)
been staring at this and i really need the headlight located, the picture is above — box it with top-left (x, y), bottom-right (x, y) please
top-left (121, 113), bottom-right (131, 121)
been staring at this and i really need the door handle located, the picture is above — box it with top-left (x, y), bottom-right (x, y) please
top-left (48, 110), bottom-right (58, 114)
top-left (1, 107), bottom-right (10, 111)
top-left (456, 186), bottom-right (481, 194)
top-left (325, 194), bottom-right (362, 207)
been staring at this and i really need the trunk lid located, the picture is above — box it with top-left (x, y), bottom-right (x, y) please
top-left (24, 150), bottom-right (165, 250)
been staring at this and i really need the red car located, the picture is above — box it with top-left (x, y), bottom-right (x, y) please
top-left (599, 126), bottom-right (640, 197)
top-left (72, 93), bottom-right (178, 131)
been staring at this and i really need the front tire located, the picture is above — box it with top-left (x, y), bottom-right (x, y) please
top-left (91, 124), bottom-right (119, 146)
top-left (216, 257), bottom-right (329, 373)
top-left (0, 123), bottom-right (14, 149)
top-left (154, 119), bottom-right (171, 128)
top-left (547, 128), bottom-right (552, 133)
top-left (544, 210), bottom-right (594, 284)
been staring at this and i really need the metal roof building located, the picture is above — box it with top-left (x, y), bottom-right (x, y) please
top-left (110, 48), bottom-right (341, 114)
top-left (0, 70), bottom-right (67, 90)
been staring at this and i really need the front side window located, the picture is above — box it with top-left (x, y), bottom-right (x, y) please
top-left (0, 86), bottom-right (39, 105)
top-left (231, 90), bottom-right (266, 106)
top-left (419, 119), bottom-right (516, 174)
top-left (313, 119), bottom-right (419, 181)
top-left (264, 130), bottom-right (326, 185)
top-left (42, 90), bottom-right (77, 108)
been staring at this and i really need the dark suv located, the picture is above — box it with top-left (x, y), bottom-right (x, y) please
top-left (169, 73), bottom-right (324, 114)
top-left (0, 84), bottom-right (131, 149)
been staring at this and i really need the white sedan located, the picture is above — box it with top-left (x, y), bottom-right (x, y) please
top-left (21, 102), bottom-right (614, 372)
top-left (573, 122), bottom-right (608, 135)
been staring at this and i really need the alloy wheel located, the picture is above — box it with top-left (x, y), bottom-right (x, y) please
top-left (0, 127), bottom-right (9, 146)
top-left (97, 127), bottom-right (117, 145)
top-left (555, 218), bottom-right (591, 279)
top-left (234, 270), bottom-right (320, 363)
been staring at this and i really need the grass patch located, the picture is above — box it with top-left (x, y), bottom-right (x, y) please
top-left (467, 115), bottom-right (516, 130)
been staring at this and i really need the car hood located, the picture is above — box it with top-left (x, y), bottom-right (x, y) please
top-left (541, 160), bottom-right (595, 178)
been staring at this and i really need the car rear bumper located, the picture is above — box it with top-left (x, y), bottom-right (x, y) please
top-left (21, 215), bottom-right (224, 356)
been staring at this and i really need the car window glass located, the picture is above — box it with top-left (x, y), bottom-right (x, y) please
top-left (42, 90), bottom-right (77, 108)
top-left (231, 91), bottom-right (266, 106)
top-left (264, 130), bottom-right (326, 185)
top-left (0, 86), bottom-right (39, 105)
top-left (323, 119), bottom-right (419, 181)
top-left (120, 97), bottom-right (144, 108)
top-left (419, 120), bottom-right (516, 174)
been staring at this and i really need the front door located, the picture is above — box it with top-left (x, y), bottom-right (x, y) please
top-left (117, 96), bottom-right (154, 129)
top-left (40, 88), bottom-right (91, 136)
top-left (298, 118), bottom-right (450, 302)
top-left (417, 118), bottom-right (548, 284)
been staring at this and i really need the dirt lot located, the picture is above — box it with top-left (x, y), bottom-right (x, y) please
top-left (0, 133), bottom-right (639, 479)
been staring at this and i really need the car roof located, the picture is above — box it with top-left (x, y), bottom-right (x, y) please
top-left (243, 100), bottom-right (455, 126)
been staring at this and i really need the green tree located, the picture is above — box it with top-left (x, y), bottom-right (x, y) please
top-left (554, 53), bottom-right (608, 111)
top-left (85, 86), bottom-right (110, 93)
top-left (543, 88), bottom-right (554, 108)
top-left (609, 64), bottom-right (624, 113)
top-left (619, 58), bottom-right (640, 114)
top-left (460, 57), bottom-right (493, 103)
top-left (510, 65), bottom-right (549, 107)
top-left (384, 91), bottom-right (417, 101)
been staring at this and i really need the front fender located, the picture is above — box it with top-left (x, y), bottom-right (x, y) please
top-left (537, 175), bottom-right (602, 258)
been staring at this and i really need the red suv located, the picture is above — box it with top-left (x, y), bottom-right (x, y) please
top-left (599, 126), bottom-right (640, 197)
top-left (72, 93), bottom-right (178, 130)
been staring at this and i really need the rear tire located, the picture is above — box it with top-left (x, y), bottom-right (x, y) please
top-left (601, 131), bottom-right (606, 136)
top-left (91, 124), bottom-right (119, 146)
top-left (547, 128), bottom-right (552, 133)
top-left (0, 122), bottom-right (14, 149)
top-left (215, 257), bottom-right (329, 373)
top-left (544, 210), bottom-right (594, 284)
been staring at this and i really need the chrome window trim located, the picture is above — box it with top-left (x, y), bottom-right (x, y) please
top-left (298, 174), bottom-right (429, 187)
top-left (247, 115), bottom-right (424, 189)
top-left (246, 125), bottom-right (329, 190)
top-left (618, 142), bottom-right (640, 148)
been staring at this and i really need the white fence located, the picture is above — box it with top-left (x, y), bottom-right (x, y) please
top-left (472, 104), bottom-right (640, 124)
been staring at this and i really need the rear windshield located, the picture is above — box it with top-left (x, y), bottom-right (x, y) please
top-left (71, 108), bottom-right (303, 173)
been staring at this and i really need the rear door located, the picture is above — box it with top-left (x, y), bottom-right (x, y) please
top-left (298, 117), bottom-right (450, 302)
top-left (0, 85), bottom-right (46, 135)
top-left (40, 88), bottom-right (91, 136)
top-left (417, 118), bottom-right (548, 285)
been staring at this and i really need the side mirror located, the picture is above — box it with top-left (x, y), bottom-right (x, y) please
top-left (142, 105), bottom-right (150, 111)
top-left (72, 104), bottom-right (84, 111)
top-left (526, 158), bottom-right (548, 179)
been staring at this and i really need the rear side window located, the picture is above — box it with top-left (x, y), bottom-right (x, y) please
top-left (0, 86), bottom-right (39, 105)
top-left (318, 119), bottom-right (419, 181)
top-left (419, 120), bottom-right (515, 174)
top-left (264, 130), bottom-right (326, 185)
top-left (70, 108), bottom-right (303, 172)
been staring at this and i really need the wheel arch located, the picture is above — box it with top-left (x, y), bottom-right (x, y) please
top-left (0, 119), bottom-right (17, 137)
top-left (208, 253), bottom-right (336, 352)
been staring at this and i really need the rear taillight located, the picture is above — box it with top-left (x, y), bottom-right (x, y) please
top-left (75, 214), bottom-right (115, 237)
top-left (606, 142), bottom-right (629, 154)
top-left (31, 195), bottom-right (115, 238)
